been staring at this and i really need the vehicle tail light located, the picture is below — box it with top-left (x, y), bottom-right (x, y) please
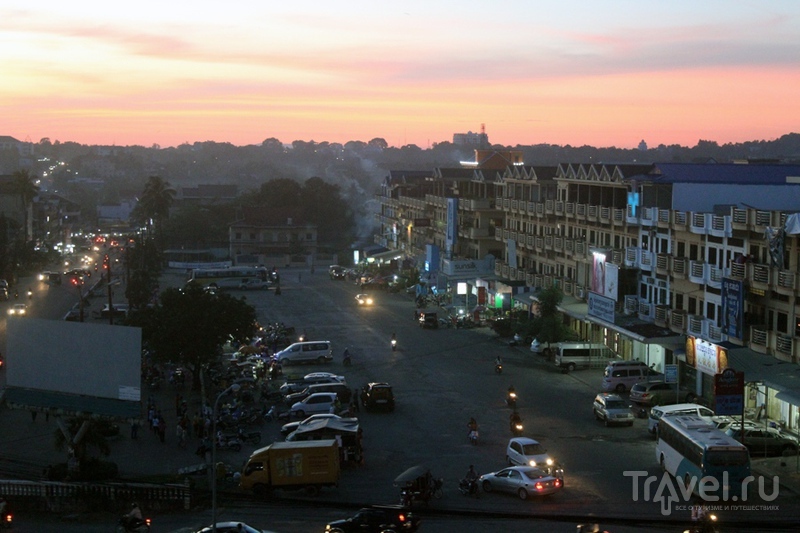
top-left (535, 482), bottom-right (544, 490)
top-left (555, 479), bottom-right (562, 487)
top-left (4, 513), bottom-right (12, 524)
top-left (399, 514), bottom-right (406, 522)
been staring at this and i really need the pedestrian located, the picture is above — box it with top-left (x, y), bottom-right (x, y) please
top-left (131, 419), bottom-right (139, 440)
top-left (152, 413), bottom-right (160, 436)
top-left (148, 406), bottom-right (155, 431)
top-left (176, 422), bottom-right (186, 448)
top-left (175, 393), bottom-right (183, 413)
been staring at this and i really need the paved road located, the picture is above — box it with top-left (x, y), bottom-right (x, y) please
top-left (1, 266), bottom-right (799, 532)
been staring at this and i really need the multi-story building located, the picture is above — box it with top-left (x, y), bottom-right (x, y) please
top-left (376, 157), bottom-right (800, 432)
top-left (229, 206), bottom-right (317, 267)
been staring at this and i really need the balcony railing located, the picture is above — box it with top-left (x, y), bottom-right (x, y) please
top-left (670, 309), bottom-right (687, 331)
top-left (688, 315), bottom-right (704, 336)
top-left (729, 262), bottom-right (745, 279)
top-left (776, 335), bottom-right (793, 356)
top-left (751, 326), bottom-right (768, 347)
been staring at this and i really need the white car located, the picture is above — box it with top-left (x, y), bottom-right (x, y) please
top-left (240, 278), bottom-right (270, 290)
top-left (8, 303), bottom-right (27, 316)
top-left (478, 466), bottom-right (564, 499)
top-left (289, 392), bottom-right (338, 419)
top-left (506, 437), bottom-right (554, 468)
top-left (195, 522), bottom-right (278, 533)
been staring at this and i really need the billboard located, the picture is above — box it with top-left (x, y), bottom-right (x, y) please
top-left (722, 277), bottom-right (743, 338)
top-left (445, 198), bottom-right (458, 253)
top-left (6, 318), bottom-right (142, 403)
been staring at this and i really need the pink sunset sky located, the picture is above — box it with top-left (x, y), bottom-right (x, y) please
top-left (2, 1), bottom-right (799, 149)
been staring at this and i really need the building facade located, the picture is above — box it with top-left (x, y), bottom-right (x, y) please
top-left (376, 157), bottom-right (800, 432)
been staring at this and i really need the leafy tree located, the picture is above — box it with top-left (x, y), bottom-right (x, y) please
top-left (530, 285), bottom-right (575, 352)
top-left (130, 283), bottom-right (258, 390)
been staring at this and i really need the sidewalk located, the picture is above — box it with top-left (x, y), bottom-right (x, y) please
top-left (752, 455), bottom-right (800, 496)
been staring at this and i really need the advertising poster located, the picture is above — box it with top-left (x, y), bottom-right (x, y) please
top-left (722, 277), bottom-right (743, 338)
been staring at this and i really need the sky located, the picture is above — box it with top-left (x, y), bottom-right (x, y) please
top-left (2, 1), bottom-right (799, 149)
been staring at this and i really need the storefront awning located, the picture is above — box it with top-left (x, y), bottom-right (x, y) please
top-left (726, 347), bottom-right (800, 395)
top-left (776, 390), bottom-right (800, 407)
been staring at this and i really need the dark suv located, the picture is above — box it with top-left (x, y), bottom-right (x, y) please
top-left (325, 505), bottom-right (420, 533)
top-left (361, 382), bottom-right (395, 412)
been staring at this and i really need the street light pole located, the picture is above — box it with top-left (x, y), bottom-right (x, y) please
top-left (211, 383), bottom-right (240, 533)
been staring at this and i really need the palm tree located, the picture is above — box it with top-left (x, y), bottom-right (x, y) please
top-left (134, 175), bottom-right (175, 248)
top-left (10, 169), bottom-right (39, 242)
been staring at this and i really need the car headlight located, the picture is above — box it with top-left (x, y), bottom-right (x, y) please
top-left (546, 458), bottom-right (554, 466)
top-left (367, 298), bottom-right (373, 304)
top-left (529, 460), bottom-right (537, 467)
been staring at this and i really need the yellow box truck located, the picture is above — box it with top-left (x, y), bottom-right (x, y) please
top-left (240, 439), bottom-right (340, 496)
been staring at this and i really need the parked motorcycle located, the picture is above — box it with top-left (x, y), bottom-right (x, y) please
top-left (458, 478), bottom-right (479, 498)
top-left (215, 432), bottom-right (242, 452)
top-left (233, 427), bottom-right (261, 445)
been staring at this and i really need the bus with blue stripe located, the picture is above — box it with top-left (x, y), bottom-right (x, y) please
top-left (656, 415), bottom-right (751, 499)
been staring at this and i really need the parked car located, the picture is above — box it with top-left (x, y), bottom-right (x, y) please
top-left (478, 466), bottom-right (563, 500)
top-left (289, 392), bottom-right (339, 419)
top-left (279, 373), bottom-right (346, 395)
top-left (274, 341), bottom-right (333, 365)
top-left (629, 381), bottom-right (693, 407)
top-left (506, 437), bottom-right (554, 468)
top-left (724, 425), bottom-right (799, 456)
top-left (324, 505), bottom-right (420, 533)
top-left (647, 403), bottom-right (717, 435)
top-left (361, 382), bottom-right (395, 412)
top-left (355, 293), bottom-right (374, 306)
top-left (280, 413), bottom-right (354, 436)
top-left (592, 393), bottom-right (634, 427)
top-left (239, 278), bottom-right (271, 290)
top-left (284, 382), bottom-right (352, 406)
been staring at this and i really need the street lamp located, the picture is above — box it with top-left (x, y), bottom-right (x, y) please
top-left (211, 382), bottom-right (240, 532)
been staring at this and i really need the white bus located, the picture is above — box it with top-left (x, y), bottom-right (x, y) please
top-left (656, 415), bottom-right (751, 498)
top-left (187, 266), bottom-right (270, 290)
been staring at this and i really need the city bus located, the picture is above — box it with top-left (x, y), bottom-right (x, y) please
top-left (655, 415), bottom-right (751, 499)
top-left (187, 266), bottom-right (270, 290)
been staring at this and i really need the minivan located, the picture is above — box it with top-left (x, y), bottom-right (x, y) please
top-left (601, 360), bottom-right (650, 392)
top-left (648, 403), bottom-right (716, 435)
top-left (553, 342), bottom-right (617, 372)
top-left (275, 341), bottom-right (333, 365)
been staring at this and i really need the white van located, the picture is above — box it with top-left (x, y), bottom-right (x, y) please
top-left (647, 403), bottom-right (716, 435)
top-left (601, 360), bottom-right (650, 392)
top-left (275, 341), bottom-right (333, 365)
top-left (554, 342), bottom-right (617, 372)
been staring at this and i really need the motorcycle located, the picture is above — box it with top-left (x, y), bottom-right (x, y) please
top-left (233, 427), bottom-right (262, 445)
top-left (391, 338), bottom-right (397, 351)
top-left (495, 363), bottom-right (503, 374)
top-left (343, 349), bottom-right (352, 366)
top-left (458, 478), bottom-right (479, 498)
top-left (511, 420), bottom-right (524, 436)
top-left (506, 390), bottom-right (518, 408)
top-left (117, 516), bottom-right (151, 532)
top-left (1, 503), bottom-right (12, 530)
top-left (683, 511), bottom-right (719, 533)
top-left (215, 432), bottom-right (242, 452)
top-left (468, 429), bottom-right (479, 445)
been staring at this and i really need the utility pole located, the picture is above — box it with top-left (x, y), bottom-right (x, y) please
top-left (105, 253), bottom-right (114, 325)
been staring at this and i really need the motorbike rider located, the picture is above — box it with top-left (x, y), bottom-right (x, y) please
top-left (506, 384), bottom-right (517, 405)
top-left (509, 409), bottom-right (522, 432)
top-left (467, 417), bottom-right (478, 436)
top-left (495, 355), bottom-right (502, 366)
top-left (123, 502), bottom-right (144, 530)
top-left (391, 332), bottom-right (397, 347)
top-left (26, 288), bottom-right (32, 299)
top-left (343, 347), bottom-right (351, 365)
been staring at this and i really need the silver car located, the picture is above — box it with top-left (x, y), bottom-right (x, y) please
top-left (506, 437), bottom-right (554, 468)
top-left (478, 466), bottom-right (563, 500)
top-left (593, 393), bottom-right (634, 427)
